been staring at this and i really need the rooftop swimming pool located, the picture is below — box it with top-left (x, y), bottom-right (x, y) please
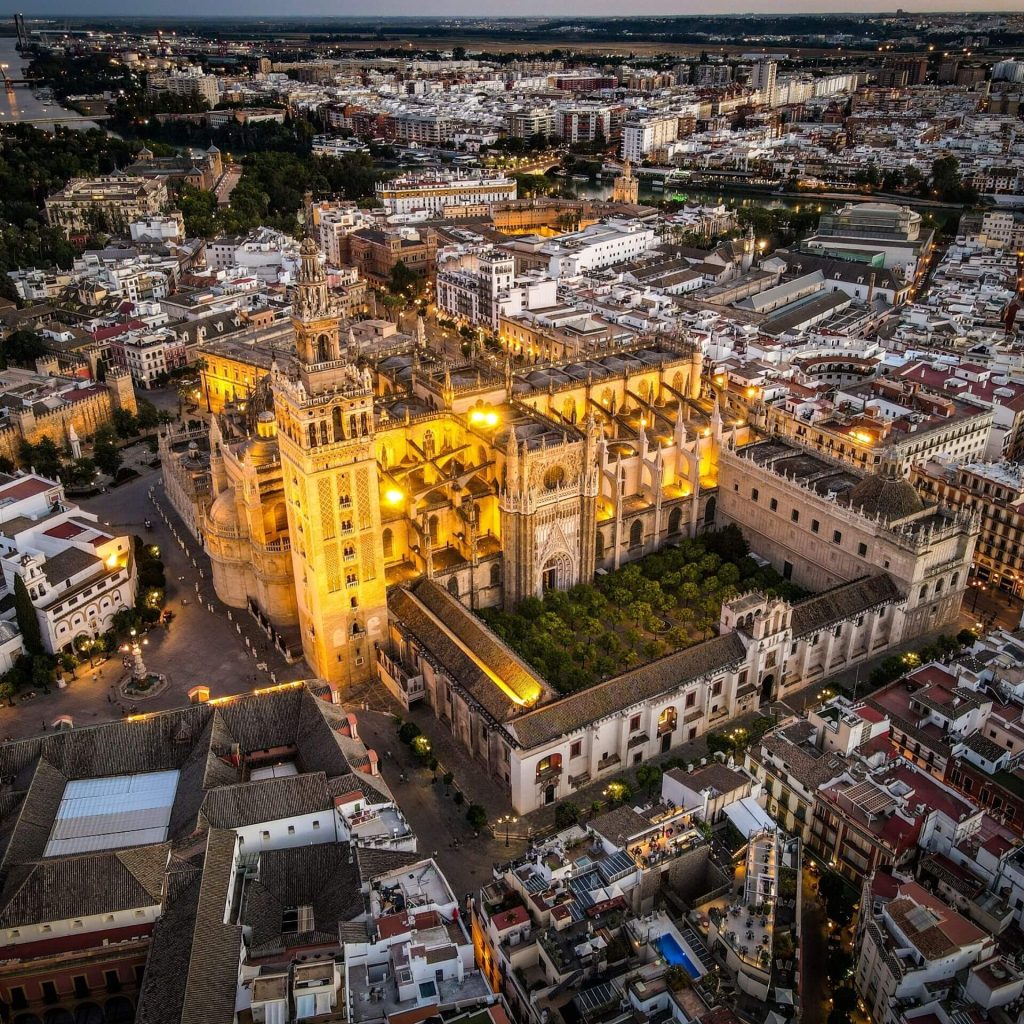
top-left (655, 932), bottom-right (702, 979)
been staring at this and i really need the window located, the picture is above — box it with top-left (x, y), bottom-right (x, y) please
top-left (752, 488), bottom-right (759, 501)
top-left (811, 519), bottom-right (820, 534)
top-left (74, 976), bottom-right (90, 998)
top-left (570, 740), bottom-right (582, 758)
top-left (287, 825), bottom-right (295, 835)
top-left (312, 820), bottom-right (320, 830)
top-left (832, 530), bottom-right (842, 544)
top-left (770, 498), bottom-right (778, 512)
top-left (630, 714), bottom-right (641, 732)
top-left (685, 691), bottom-right (696, 708)
top-left (857, 542), bottom-right (868, 557)
top-left (105, 970), bottom-right (121, 994)
top-left (712, 680), bottom-right (723, 697)
top-left (783, 560), bottom-right (793, 580)
top-left (41, 981), bottom-right (58, 1004)
top-left (261, 830), bottom-right (270, 841)
top-left (791, 509), bottom-right (799, 523)
top-left (9, 987), bottom-right (27, 1010)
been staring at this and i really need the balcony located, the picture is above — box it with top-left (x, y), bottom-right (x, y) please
top-left (597, 753), bottom-right (621, 772)
top-left (657, 718), bottom-right (677, 737)
top-left (627, 732), bottom-right (649, 749)
top-left (536, 763), bottom-right (563, 784)
top-left (569, 771), bottom-right (591, 788)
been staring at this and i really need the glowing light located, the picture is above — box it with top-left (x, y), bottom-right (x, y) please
top-left (852, 430), bottom-right (874, 444)
top-left (105, 553), bottom-right (120, 569)
top-left (469, 408), bottom-right (499, 427)
top-left (384, 488), bottom-right (404, 506)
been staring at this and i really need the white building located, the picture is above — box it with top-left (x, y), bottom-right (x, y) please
top-left (375, 171), bottom-right (516, 217)
top-left (0, 473), bottom-right (137, 656)
top-left (540, 219), bottom-right (659, 277)
top-left (435, 247), bottom-right (516, 330)
top-left (856, 875), bottom-right (996, 1024)
top-left (621, 114), bottom-right (680, 162)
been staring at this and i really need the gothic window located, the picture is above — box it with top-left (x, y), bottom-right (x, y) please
top-left (307, 424), bottom-right (317, 448)
top-left (668, 507), bottom-right (682, 535)
top-left (361, 412), bottom-right (369, 435)
top-left (447, 576), bottom-right (460, 598)
top-left (333, 407), bottom-right (344, 442)
top-left (704, 495), bottom-right (717, 526)
top-left (423, 430), bottom-right (436, 459)
top-left (544, 465), bottom-right (566, 490)
top-left (349, 414), bottom-right (357, 437)
top-left (319, 421), bottom-right (329, 446)
top-left (382, 528), bottom-right (393, 559)
top-left (428, 515), bottom-right (439, 545)
top-left (629, 520), bottom-right (644, 548)
top-left (490, 563), bottom-right (501, 587)
top-left (317, 334), bottom-right (331, 362)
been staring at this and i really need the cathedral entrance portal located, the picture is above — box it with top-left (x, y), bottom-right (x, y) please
top-left (541, 551), bottom-right (573, 593)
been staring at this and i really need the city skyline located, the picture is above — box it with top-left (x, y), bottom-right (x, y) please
top-left (7, 1), bottom-right (1024, 16)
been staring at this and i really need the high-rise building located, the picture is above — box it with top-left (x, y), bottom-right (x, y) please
top-left (750, 61), bottom-right (778, 106)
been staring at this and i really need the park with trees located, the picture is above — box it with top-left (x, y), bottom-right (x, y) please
top-left (480, 525), bottom-right (802, 694)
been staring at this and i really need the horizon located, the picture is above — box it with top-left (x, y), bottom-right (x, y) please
top-left (7, 3), bottom-right (1024, 19)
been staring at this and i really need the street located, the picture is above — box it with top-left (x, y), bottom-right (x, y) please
top-left (0, 466), bottom-right (306, 740)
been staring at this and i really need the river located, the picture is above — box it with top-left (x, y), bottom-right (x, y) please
top-left (561, 175), bottom-right (840, 214)
top-left (0, 37), bottom-right (101, 131)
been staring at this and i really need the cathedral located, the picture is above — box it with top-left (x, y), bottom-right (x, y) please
top-left (161, 221), bottom-right (979, 812)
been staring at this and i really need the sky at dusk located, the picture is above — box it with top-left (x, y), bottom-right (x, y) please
top-left (7, 1), bottom-right (1024, 17)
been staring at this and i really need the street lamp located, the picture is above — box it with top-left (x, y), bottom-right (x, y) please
top-left (497, 813), bottom-right (518, 847)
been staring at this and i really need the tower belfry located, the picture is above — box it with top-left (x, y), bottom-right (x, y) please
top-left (273, 213), bottom-right (387, 689)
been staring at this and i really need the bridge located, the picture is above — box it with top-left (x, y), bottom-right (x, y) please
top-left (2, 114), bottom-right (112, 125)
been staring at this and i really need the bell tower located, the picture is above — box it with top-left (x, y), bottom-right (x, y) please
top-left (273, 200), bottom-right (387, 690)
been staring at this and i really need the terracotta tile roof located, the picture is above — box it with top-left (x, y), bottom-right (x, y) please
top-left (242, 843), bottom-right (363, 956)
top-left (510, 631), bottom-right (748, 749)
top-left (200, 772), bottom-right (332, 829)
top-left (389, 581), bottom-right (548, 725)
top-left (0, 843), bottom-right (168, 926)
top-left (791, 574), bottom-right (904, 637)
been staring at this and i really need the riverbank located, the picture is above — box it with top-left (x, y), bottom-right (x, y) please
top-left (0, 38), bottom-right (101, 131)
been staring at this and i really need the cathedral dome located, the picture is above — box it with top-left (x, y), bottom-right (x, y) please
top-left (208, 491), bottom-right (240, 531)
top-left (847, 470), bottom-right (924, 520)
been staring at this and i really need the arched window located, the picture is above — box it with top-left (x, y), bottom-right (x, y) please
top-left (361, 412), bottom-right (369, 435)
top-left (668, 507), bottom-right (682, 535)
top-left (490, 563), bottom-right (501, 587)
top-left (382, 528), bottom-right (393, 559)
top-left (704, 495), bottom-right (717, 526)
top-left (951, 572), bottom-right (960, 588)
top-left (332, 407), bottom-right (344, 442)
top-left (935, 578), bottom-right (944, 594)
top-left (544, 465), bottom-right (566, 490)
top-left (320, 421), bottom-right (329, 446)
top-left (629, 520), bottom-right (644, 549)
top-left (919, 584), bottom-right (929, 600)
top-left (658, 707), bottom-right (677, 735)
top-left (447, 576), bottom-right (460, 598)
top-left (428, 515), bottom-right (439, 545)
top-left (307, 423), bottom-right (317, 448)
top-left (423, 430), bottom-right (436, 459)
